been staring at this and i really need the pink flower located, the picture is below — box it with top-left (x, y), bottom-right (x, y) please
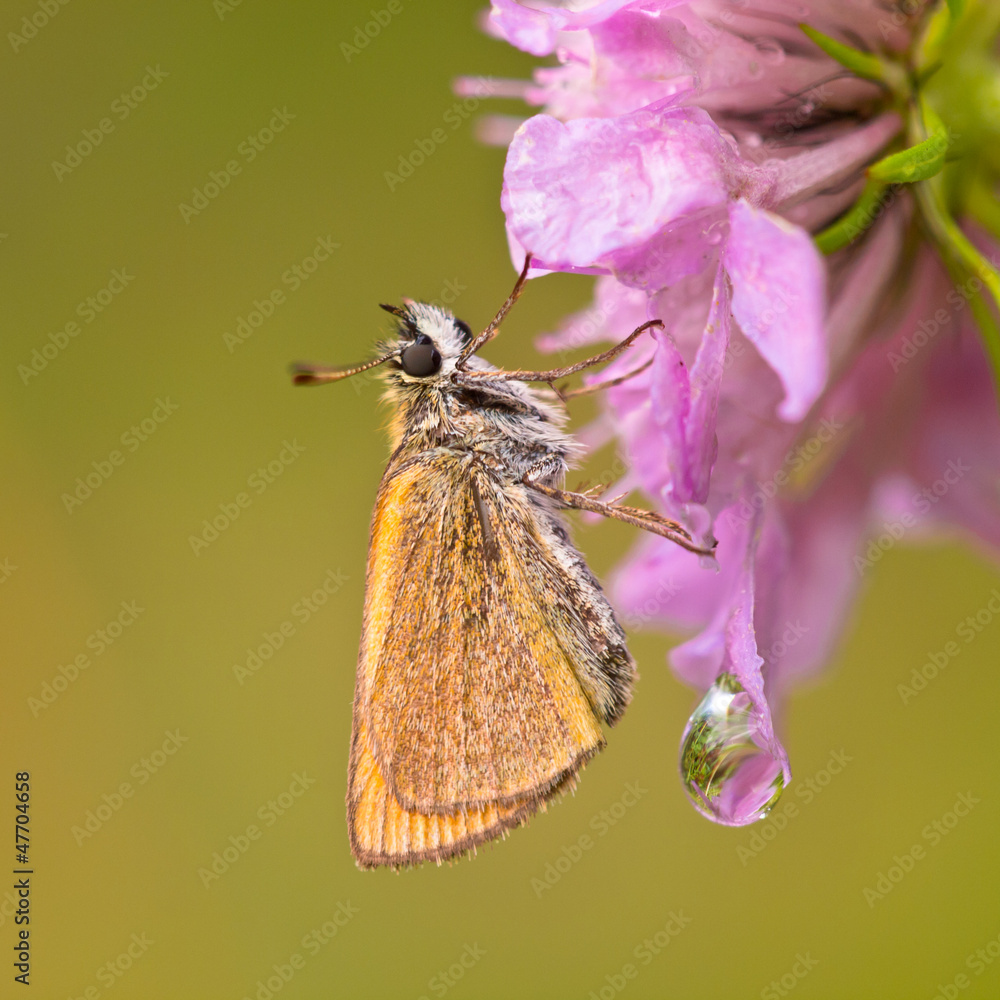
top-left (477, 0), bottom-right (1000, 822)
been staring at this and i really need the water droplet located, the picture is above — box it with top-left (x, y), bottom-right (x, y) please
top-left (679, 672), bottom-right (789, 826)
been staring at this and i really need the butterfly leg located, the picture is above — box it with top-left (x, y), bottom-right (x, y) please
top-left (458, 320), bottom-right (663, 389)
top-left (521, 463), bottom-right (715, 556)
top-left (553, 358), bottom-right (654, 402)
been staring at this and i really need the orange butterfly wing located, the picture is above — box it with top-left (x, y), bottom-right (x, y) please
top-left (347, 451), bottom-right (610, 867)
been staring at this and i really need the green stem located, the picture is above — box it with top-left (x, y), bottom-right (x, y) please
top-left (914, 175), bottom-right (1000, 395)
top-left (967, 176), bottom-right (1000, 242)
top-left (814, 179), bottom-right (891, 255)
top-left (799, 24), bottom-right (898, 87)
top-left (908, 94), bottom-right (1000, 399)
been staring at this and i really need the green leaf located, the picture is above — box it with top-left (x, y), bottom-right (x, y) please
top-left (814, 179), bottom-right (890, 255)
top-left (915, 1), bottom-right (956, 67)
top-left (941, 255), bottom-right (1000, 407)
top-left (799, 24), bottom-right (906, 91)
top-left (968, 176), bottom-right (1000, 242)
top-left (918, 99), bottom-right (948, 143)
top-left (947, 0), bottom-right (965, 19)
top-left (914, 173), bottom-right (1000, 403)
top-left (964, 285), bottom-right (1000, 405)
top-left (868, 132), bottom-right (949, 184)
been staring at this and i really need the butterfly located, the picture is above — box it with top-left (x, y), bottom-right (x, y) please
top-left (293, 256), bottom-right (712, 869)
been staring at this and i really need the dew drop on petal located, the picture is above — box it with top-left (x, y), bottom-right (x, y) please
top-left (678, 672), bottom-right (789, 826)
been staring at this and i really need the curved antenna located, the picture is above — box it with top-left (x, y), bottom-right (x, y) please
top-left (457, 253), bottom-right (533, 367)
top-left (379, 303), bottom-right (410, 320)
top-left (290, 350), bottom-right (398, 386)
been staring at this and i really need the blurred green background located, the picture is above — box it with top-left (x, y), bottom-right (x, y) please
top-left (2, 2), bottom-right (999, 997)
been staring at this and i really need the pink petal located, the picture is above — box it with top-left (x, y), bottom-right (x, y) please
top-left (536, 275), bottom-right (650, 353)
top-left (503, 103), bottom-right (738, 281)
top-left (721, 555), bottom-right (787, 771)
top-left (753, 472), bottom-right (868, 692)
top-left (487, 0), bottom-right (645, 56)
top-left (723, 200), bottom-right (828, 421)
top-left (768, 113), bottom-right (901, 209)
top-left (612, 497), bottom-right (747, 670)
top-left (649, 328), bottom-right (691, 492)
top-left (883, 312), bottom-right (1000, 552)
top-left (646, 266), bottom-right (729, 509)
top-left (684, 266), bottom-right (730, 500)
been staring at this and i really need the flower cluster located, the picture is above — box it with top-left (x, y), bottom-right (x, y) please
top-left (475, 0), bottom-right (1000, 822)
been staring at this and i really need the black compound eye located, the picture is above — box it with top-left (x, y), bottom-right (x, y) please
top-left (400, 334), bottom-right (442, 377)
top-left (454, 318), bottom-right (473, 344)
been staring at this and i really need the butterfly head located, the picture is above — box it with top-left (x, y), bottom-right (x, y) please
top-left (377, 302), bottom-right (474, 387)
top-left (290, 302), bottom-right (477, 389)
